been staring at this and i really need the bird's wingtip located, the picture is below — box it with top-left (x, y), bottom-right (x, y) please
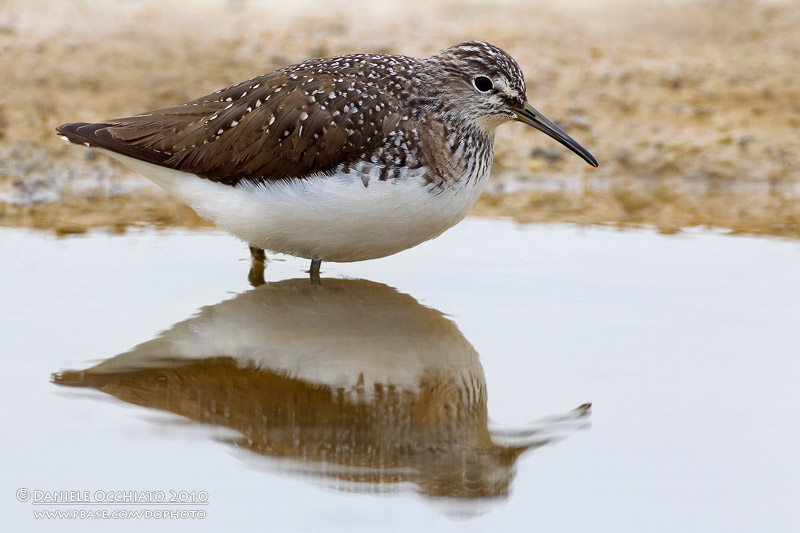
top-left (55, 122), bottom-right (94, 146)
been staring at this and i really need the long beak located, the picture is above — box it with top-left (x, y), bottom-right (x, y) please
top-left (513, 102), bottom-right (598, 167)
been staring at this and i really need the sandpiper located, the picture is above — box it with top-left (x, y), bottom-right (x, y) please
top-left (57, 41), bottom-right (597, 279)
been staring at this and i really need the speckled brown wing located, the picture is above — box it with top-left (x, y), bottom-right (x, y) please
top-left (57, 60), bottom-right (408, 186)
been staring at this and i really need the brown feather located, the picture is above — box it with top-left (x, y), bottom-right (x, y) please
top-left (57, 56), bottom-right (418, 186)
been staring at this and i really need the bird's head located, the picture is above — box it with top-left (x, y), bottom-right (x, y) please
top-left (427, 41), bottom-right (597, 167)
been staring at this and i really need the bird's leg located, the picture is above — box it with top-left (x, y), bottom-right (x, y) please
top-left (309, 257), bottom-right (322, 287)
top-left (248, 245), bottom-right (266, 287)
top-left (249, 246), bottom-right (266, 262)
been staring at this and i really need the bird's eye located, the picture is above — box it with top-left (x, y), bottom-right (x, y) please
top-left (473, 76), bottom-right (493, 92)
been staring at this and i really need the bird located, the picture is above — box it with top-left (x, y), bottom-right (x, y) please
top-left (56, 41), bottom-right (597, 282)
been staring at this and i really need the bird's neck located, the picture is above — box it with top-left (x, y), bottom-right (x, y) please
top-left (412, 117), bottom-right (494, 191)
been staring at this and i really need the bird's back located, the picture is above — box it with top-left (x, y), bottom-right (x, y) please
top-left (57, 53), bottom-right (428, 187)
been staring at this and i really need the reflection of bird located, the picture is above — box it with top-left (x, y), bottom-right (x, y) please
top-left (54, 279), bottom-right (590, 511)
top-left (56, 42), bottom-right (597, 281)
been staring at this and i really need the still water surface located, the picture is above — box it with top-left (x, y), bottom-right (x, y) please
top-left (2, 219), bottom-right (799, 531)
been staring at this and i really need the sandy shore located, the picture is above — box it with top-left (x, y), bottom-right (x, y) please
top-left (1, 0), bottom-right (798, 236)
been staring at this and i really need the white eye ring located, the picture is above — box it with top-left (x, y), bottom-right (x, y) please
top-left (473, 76), bottom-right (493, 92)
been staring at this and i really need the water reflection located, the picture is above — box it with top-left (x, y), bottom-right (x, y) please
top-left (53, 278), bottom-right (590, 510)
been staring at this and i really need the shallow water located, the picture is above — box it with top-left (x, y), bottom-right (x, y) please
top-left (2, 218), bottom-right (799, 532)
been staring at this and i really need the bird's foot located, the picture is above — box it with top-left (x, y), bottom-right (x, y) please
top-left (248, 246), bottom-right (266, 287)
top-left (249, 246), bottom-right (266, 262)
top-left (309, 257), bottom-right (322, 287)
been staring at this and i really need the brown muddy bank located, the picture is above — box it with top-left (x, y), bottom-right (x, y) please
top-left (0, 0), bottom-right (798, 236)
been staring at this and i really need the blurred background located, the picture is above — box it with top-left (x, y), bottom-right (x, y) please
top-left (0, 0), bottom-right (798, 236)
top-left (3, 3), bottom-right (800, 530)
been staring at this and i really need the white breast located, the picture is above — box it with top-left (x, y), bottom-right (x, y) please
top-left (98, 150), bottom-right (490, 262)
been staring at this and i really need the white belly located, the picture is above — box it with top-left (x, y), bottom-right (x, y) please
top-left (99, 150), bottom-right (489, 262)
